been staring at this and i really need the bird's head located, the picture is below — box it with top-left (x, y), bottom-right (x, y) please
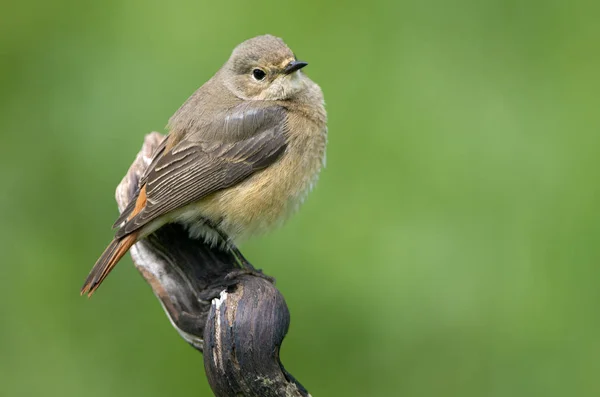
top-left (221, 35), bottom-right (310, 101)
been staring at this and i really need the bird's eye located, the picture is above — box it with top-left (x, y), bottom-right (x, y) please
top-left (252, 68), bottom-right (266, 81)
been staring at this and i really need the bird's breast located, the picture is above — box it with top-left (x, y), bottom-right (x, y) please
top-left (181, 113), bottom-right (326, 244)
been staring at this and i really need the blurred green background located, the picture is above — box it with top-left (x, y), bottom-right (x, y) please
top-left (1, 0), bottom-right (600, 396)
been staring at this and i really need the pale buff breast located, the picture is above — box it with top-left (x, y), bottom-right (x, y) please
top-left (178, 112), bottom-right (327, 245)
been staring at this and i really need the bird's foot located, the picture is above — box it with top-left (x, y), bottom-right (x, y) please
top-left (225, 268), bottom-right (276, 284)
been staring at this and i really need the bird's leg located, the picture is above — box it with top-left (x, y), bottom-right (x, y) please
top-left (201, 218), bottom-right (256, 271)
top-left (227, 244), bottom-right (256, 271)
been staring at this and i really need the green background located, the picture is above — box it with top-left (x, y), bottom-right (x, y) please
top-left (1, 1), bottom-right (599, 396)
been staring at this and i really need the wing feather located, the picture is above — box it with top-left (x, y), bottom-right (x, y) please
top-left (114, 105), bottom-right (287, 238)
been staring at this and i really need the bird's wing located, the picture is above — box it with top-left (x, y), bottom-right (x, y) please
top-left (114, 105), bottom-right (287, 238)
top-left (112, 135), bottom-right (170, 229)
top-left (138, 134), bottom-right (170, 187)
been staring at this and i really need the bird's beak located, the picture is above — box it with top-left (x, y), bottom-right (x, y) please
top-left (283, 60), bottom-right (308, 74)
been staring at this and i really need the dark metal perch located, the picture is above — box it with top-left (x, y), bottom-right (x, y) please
top-left (114, 133), bottom-right (310, 397)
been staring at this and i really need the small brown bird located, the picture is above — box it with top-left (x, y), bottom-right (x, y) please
top-left (81, 35), bottom-right (327, 296)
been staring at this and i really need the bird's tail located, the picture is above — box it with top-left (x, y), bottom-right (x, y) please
top-left (81, 232), bottom-right (138, 297)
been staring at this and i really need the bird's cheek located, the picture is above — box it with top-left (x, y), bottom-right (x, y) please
top-left (255, 81), bottom-right (284, 101)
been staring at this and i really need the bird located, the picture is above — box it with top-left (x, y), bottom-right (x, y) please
top-left (81, 35), bottom-right (327, 296)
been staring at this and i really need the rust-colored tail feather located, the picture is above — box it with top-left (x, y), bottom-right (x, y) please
top-left (81, 233), bottom-right (138, 297)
